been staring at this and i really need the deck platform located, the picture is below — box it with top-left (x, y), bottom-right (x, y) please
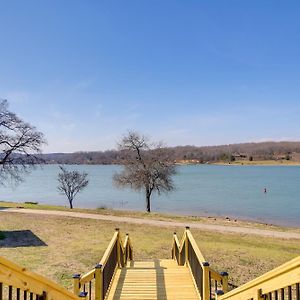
top-left (106, 259), bottom-right (199, 300)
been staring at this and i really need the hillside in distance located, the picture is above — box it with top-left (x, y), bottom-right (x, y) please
top-left (42, 141), bottom-right (300, 165)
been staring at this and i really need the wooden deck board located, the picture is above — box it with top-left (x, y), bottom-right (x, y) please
top-left (106, 259), bottom-right (199, 300)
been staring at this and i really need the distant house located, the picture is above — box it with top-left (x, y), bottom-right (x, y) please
top-left (232, 153), bottom-right (247, 159)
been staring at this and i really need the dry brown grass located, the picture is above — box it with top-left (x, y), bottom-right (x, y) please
top-left (0, 212), bottom-right (299, 290)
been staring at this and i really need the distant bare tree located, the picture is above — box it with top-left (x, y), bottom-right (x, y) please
top-left (113, 131), bottom-right (177, 212)
top-left (0, 99), bottom-right (46, 184)
top-left (57, 166), bottom-right (89, 209)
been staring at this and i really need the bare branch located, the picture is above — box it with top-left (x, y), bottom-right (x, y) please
top-left (57, 166), bottom-right (89, 209)
top-left (0, 99), bottom-right (46, 184)
top-left (114, 130), bottom-right (177, 212)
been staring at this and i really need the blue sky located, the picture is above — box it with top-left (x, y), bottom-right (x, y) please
top-left (1, 1), bottom-right (300, 152)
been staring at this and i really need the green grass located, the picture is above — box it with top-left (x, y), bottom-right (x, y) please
top-left (0, 211), bottom-right (299, 290)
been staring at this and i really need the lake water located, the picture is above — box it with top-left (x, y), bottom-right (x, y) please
top-left (0, 164), bottom-right (299, 227)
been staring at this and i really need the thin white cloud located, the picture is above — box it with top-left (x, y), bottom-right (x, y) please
top-left (72, 79), bottom-right (94, 91)
top-left (249, 137), bottom-right (300, 143)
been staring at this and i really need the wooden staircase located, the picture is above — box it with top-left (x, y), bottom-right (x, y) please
top-left (1, 228), bottom-right (300, 299)
top-left (72, 228), bottom-right (228, 300)
top-left (107, 259), bottom-right (199, 300)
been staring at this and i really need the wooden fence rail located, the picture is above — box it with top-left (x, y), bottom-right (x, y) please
top-left (216, 255), bottom-right (300, 300)
top-left (0, 256), bottom-right (81, 300)
top-left (172, 227), bottom-right (229, 300)
top-left (74, 228), bottom-right (133, 300)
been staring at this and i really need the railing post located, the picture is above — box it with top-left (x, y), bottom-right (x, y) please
top-left (95, 263), bottom-right (103, 300)
top-left (172, 232), bottom-right (176, 260)
top-left (178, 233), bottom-right (182, 266)
top-left (256, 288), bottom-right (265, 300)
top-left (220, 271), bottom-right (229, 293)
top-left (129, 235), bottom-right (133, 261)
top-left (37, 291), bottom-right (47, 300)
top-left (115, 228), bottom-right (121, 267)
top-left (73, 273), bottom-right (81, 296)
top-left (202, 261), bottom-right (210, 300)
top-left (125, 233), bottom-right (129, 263)
top-left (185, 226), bottom-right (190, 266)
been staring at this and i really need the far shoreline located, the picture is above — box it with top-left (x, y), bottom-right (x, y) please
top-left (212, 161), bottom-right (300, 166)
top-left (43, 160), bottom-right (300, 167)
top-left (176, 159), bottom-right (300, 166)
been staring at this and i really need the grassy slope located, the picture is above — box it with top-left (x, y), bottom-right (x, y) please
top-left (0, 212), bottom-right (299, 290)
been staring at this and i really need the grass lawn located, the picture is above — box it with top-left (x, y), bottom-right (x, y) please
top-left (0, 212), bottom-right (299, 291)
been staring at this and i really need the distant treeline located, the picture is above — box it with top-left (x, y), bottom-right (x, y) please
top-left (41, 141), bottom-right (300, 164)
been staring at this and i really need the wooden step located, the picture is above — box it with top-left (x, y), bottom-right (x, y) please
top-left (106, 259), bottom-right (199, 300)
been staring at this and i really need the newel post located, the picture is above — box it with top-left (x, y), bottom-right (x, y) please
top-left (72, 273), bottom-right (81, 296)
top-left (126, 233), bottom-right (133, 261)
top-left (257, 289), bottom-right (265, 300)
top-left (185, 226), bottom-right (190, 265)
top-left (115, 228), bottom-right (121, 267)
top-left (95, 263), bottom-right (103, 300)
top-left (172, 232), bottom-right (176, 260)
top-left (220, 271), bottom-right (229, 293)
top-left (125, 233), bottom-right (129, 262)
top-left (202, 261), bottom-right (210, 300)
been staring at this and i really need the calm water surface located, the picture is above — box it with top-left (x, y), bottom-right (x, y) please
top-left (0, 165), bottom-right (299, 227)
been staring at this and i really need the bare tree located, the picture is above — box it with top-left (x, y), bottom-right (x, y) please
top-left (57, 166), bottom-right (89, 209)
top-left (113, 131), bottom-right (176, 212)
top-left (0, 99), bottom-right (46, 184)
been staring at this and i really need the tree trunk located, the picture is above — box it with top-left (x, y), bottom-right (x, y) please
top-left (146, 189), bottom-right (151, 213)
top-left (69, 199), bottom-right (73, 209)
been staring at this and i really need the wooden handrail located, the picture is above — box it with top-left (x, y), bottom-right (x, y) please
top-left (210, 268), bottom-right (229, 294)
top-left (75, 229), bottom-right (133, 300)
top-left (118, 233), bottom-right (132, 267)
top-left (172, 233), bottom-right (181, 264)
top-left (79, 269), bottom-right (95, 286)
top-left (74, 232), bottom-right (119, 298)
top-left (122, 234), bottom-right (133, 263)
top-left (99, 231), bottom-right (118, 267)
top-left (0, 256), bottom-right (80, 299)
top-left (186, 230), bottom-right (206, 263)
top-left (174, 234), bottom-right (180, 249)
top-left (172, 228), bottom-right (229, 300)
top-left (217, 255), bottom-right (300, 300)
top-left (210, 268), bottom-right (223, 282)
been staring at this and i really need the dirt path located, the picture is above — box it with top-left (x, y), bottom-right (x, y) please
top-left (2, 208), bottom-right (300, 239)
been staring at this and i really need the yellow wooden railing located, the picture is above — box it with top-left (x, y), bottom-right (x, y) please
top-left (0, 256), bottom-right (82, 300)
top-left (172, 227), bottom-right (229, 300)
top-left (1, 228), bottom-right (299, 300)
top-left (74, 228), bottom-right (133, 300)
top-left (216, 255), bottom-right (300, 300)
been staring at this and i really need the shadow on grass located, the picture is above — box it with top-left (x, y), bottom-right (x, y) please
top-left (0, 230), bottom-right (47, 248)
top-left (0, 206), bottom-right (25, 211)
top-left (0, 206), bottom-right (11, 210)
